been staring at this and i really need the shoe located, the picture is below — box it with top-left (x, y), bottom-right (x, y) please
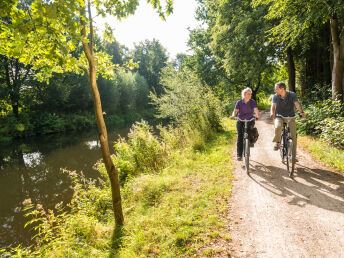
top-left (273, 142), bottom-right (280, 151)
top-left (295, 157), bottom-right (299, 163)
top-left (237, 156), bottom-right (242, 161)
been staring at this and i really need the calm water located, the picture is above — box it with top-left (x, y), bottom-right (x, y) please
top-left (0, 128), bottom-right (128, 249)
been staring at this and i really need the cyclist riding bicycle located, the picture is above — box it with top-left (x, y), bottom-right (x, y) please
top-left (230, 88), bottom-right (261, 161)
top-left (270, 82), bottom-right (306, 161)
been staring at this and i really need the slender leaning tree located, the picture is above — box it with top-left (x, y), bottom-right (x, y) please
top-left (0, 0), bottom-right (173, 226)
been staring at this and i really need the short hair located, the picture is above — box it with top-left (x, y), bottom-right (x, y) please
top-left (275, 82), bottom-right (286, 90)
top-left (241, 87), bottom-right (252, 98)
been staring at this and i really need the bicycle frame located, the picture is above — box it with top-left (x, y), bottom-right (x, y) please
top-left (234, 117), bottom-right (256, 173)
top-left (276, 115), bottom-right (296, 177)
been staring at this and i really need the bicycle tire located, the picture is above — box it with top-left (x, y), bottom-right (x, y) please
top-left (284, 136), bottom-right (290, 173)
top-left (245, 138), bottom-right (250, 174)
top-left (287, 139), bottom-right (295, 177)
top-left (279, 135), bottom-right (285, 161)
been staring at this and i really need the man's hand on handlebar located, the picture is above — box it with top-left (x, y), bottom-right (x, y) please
top-left (270, 113), bottom-right (276, 119)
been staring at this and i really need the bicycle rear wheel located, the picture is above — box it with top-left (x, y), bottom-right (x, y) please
top-left (244, 138), bottom-right (250, 174)
top-left (287, 139), bottom-right (295, 177)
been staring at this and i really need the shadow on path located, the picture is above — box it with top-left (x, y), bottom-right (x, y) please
top-left (247, 160), bottom-right (344, 213)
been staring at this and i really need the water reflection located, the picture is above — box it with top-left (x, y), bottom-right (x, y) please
top-left (0, 128), bottom-right (128, 249)
top-left (23, 152), bottom-right (42, 167)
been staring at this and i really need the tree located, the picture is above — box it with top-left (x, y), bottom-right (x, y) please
top-left (0, 55), bottom-right (33, 117)
top-left (187, 28), bottom-right (228, 91)
top-left (253, 0), bottom-right (344, 100)
top-left (131, 39), bottom-right (168, 95)
top-left (0, 0), bottom-right (173, 226)
top-left (206, 0), bottom-right (277, 99)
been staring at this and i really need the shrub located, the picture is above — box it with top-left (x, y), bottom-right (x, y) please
top-left (318, 118), bottom-right (344, 148)
top-left (113, 121), bottom-right (167, 183)
top-left (297, 98), bottom-right (344, 148)
top-left (150, 66), bottom-right (224, 147)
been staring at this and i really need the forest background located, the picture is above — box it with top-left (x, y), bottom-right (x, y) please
top-left (1, 0), bottom-right (344, 147)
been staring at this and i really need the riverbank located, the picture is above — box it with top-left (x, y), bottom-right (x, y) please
top-left (2, 119), bottom-right (237, 256)
top-left (0, 109), bottom-right (157, 143)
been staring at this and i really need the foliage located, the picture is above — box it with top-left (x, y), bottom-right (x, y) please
top-left (252, 0), bottom-right (344, 47)
top-left (0, 0), bottom-right (173, 81)
top-left (206, 0), bottom-right (277, 96)
top-left (256, 92), bottom-right (272, 110)
top-left (131, 39), bottom-right (169, 95)
top-left (151, 66), bottom-right (224, 132)
top-left (253, 0), bottom-right (344, 100)
top-left (0, 111), bottom-right (100, 142)
top-left (297, 98), bottom-right (344, 148)
top-left (113, 121), bottom-right (167, 182)
top-left (186, 28), bottom-right (228, 92)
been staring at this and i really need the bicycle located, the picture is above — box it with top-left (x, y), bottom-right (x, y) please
top-left (232, 117), bottom-right (257, 174)
top-left (276, 115), bottom-right (297, 177)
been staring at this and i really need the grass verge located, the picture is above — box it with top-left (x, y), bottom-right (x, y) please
top-left (298, 135), bottom-right (344, 172)
top-left (115, 121), bottom-right (236, 256)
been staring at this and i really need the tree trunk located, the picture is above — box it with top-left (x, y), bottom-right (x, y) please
top-left (84, 48), bottom-right (124, 225)
top-left (330, 17), bottom-right (343, 100)
top-left (286, 47), bottom-right (296, 92)
top-left (81, 5), bottom-right (124, 225)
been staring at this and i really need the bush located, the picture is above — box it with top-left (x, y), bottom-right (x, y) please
top-left (113, 121), bottom-right (167, 182)
top-left (297, 98), bottom-right (344, 148)
top-left (318, 118), bottom-right (344, 148)
top-left (150, 66), bottom-right (224, 147)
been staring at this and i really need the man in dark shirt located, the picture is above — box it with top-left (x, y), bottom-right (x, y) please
top-left (270, 82), bottom-right (306, 159)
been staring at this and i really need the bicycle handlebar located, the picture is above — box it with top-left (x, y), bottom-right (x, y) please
top-left (231, 117), bottom-right (257, 122)
top-left (276, 114), bottom-right (302, 119)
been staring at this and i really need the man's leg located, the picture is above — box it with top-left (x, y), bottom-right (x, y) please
top-left (272, 117), bottom-right (283, 149)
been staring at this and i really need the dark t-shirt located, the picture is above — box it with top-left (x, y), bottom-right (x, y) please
top-left (272, 91), bottom-right (298, 117)
top-left (235, 99), bottom-right (257, 120)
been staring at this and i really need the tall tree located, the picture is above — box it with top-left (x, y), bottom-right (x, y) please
top-left (0, 0), bottom-right (173, 226)
top-left (0, 56), bottom-right (33, 117)
top-left (200, 0), bottom-right (277, 99)
top-left (253, 0), bottom-right (344, 100)
top-left (131, 39), bottom-right (168, 95)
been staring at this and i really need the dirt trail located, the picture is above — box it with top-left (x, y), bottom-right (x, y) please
top-left (228, 110), bottom-right (344, 257)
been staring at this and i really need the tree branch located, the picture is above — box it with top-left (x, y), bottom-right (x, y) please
top-left (79, 65), bottom-right (89, 77)
top-left (88, 0), bottom-right (94, 54)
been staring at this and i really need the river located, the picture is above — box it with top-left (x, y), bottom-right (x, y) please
top-left (0, 127), bottom-right (129, 249)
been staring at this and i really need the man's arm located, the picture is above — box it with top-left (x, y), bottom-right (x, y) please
top-left (270, 103), bottom-right (276, 118)
top-left (294, 101), bottom-right (306, 118)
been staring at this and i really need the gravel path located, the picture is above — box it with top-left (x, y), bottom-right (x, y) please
top-left (228, 110), bottom-right (344, 257)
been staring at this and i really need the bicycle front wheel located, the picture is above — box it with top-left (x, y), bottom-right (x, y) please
top-left (244, 138), bottom-right (250, 174)
top-left (279, 135), bottom-right (285, 161)
top-left (287, 139), bottom-right (295, 177)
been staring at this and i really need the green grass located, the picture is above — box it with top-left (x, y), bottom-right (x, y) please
top-left (298, 135), bottom-right (344, 172)
top-left (115, 122), bottom-right (236, 256)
